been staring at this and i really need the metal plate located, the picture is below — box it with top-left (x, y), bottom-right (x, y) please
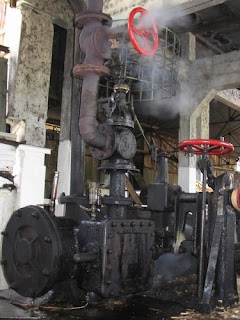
top-left (1, 206), bottom-right (62, 298)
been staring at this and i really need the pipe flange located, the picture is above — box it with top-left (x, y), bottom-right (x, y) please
top-left (99, 158), bottom-right (138, 172)
top-left (1, 206), bottom-right (76, 298)
top-left (75, 12), bottom-right (112, 28)
top-left (73, 64), bottom-right (110, 79)
top-left (90, 123), bottom-right (116, 160)
top-left (113, 84), bottom-right (130, 93)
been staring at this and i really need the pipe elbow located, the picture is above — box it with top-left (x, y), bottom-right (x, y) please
top-left (79, 116), bottom-right (106, 148)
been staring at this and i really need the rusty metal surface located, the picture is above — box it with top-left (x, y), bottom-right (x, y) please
top-left (75, 12), bottom-right (112, 27)
top-left (73, 5), bottom-right (115, 157)
top-left (73, 64), bottom-right (110, 78)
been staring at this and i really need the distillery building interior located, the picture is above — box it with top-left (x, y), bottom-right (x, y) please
top-left (1, 0), bottom-right (240, 319)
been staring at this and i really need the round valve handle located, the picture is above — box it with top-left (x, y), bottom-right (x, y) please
top-left (128, 7), bottom-right (159, 56)
top-left (178, 139), bottom-right (234, 155)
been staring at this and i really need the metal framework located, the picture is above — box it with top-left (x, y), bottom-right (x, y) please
top-left (99, 25), bottom-right (181, 102)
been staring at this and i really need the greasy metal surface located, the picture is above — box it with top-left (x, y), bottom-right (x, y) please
top-left (2, 206), bottom-right (77, 298)
top-left (76, 218), bottom-right (154, 298)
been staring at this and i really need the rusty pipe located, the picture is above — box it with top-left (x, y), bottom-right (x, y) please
top-left (67, 0), bottom-right (86, 14)
top-left (79, 73), bottom-right (106, 148)
top-left (86, 0), bottom-right (103, 11)
top-left (74, 7), bottom-right (113, 152)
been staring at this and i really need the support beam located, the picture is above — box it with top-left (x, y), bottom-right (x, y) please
top-left (190, 50), bottom-right (240, 91)
top-left (215, 89), bottom-right (240, 112)
top-left (170, 0), bottom-right (228, 17)
top-left (195, 34), bottom-right (224, 55)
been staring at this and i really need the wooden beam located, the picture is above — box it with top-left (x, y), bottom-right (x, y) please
top-left (195, 34), bottom-right (224, 54)
top-left (125, 177), bottom-right (143, 206)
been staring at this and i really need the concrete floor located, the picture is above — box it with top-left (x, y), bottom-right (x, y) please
top-left (1, 275), bottom-right (240, 320)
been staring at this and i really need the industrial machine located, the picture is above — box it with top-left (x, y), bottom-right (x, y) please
top-left (1, 2), bottom-right (240, 308)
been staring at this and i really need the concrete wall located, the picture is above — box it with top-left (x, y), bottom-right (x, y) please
top-left (5, 0), bottom-right (74, 147)
top-left (104, 0), bottom-right (194, 18)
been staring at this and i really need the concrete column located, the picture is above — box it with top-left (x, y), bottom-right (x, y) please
top-left (14, 145), bottom-right (51, 208)
top-left (178, 89), bottom-right (216, 192)
top-left (55, 28), bottom-right (74, 217)
top-left (7, 7), bottom-right (53, 147)
top-left (181, 32), bottom-right (196, 61)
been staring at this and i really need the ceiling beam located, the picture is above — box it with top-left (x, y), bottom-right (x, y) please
top-left (215, 90), bottom-right (240, 112)
top-left (171, 0), bottom-right (228, 17)
top-left (195, 34), bottom-right (224, 54)
top-left (190, 17), bottom-right (240, 34)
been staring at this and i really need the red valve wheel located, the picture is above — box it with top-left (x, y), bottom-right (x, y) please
top-left (178, 139), bottom-right (234, 155)
top-left (128, 7), bottom-right (159, 56)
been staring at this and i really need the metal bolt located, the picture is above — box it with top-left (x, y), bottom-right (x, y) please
top-left (111, 222), bottom-right (116, 227)
top-left (121, 222), bottom-right (126, 227)
top-left (140, 222), bottom-right (144, 227)
top-left (151, 232), bottom-right (155, 237)
top-left (108, 234), bottom-right (113, 239)
top-left (92, 264), bottom-right (98, 269)
top-left (1, 231), bottom-right (8, 236)
top-left (106, 264), bottom-right (112, 270)
top-left (1, 259), bottom-right (7, 266)
top-left (107, 249), bottom-right (112, 254)
top-left (131, 222), bottom-right (135, 227)
top-left (32, 212), bottom-right (39, 219)
top-left (82, 247), bottom-right (87, 253)
top-left (42, 268), bottom-right (50, 276)
top-left (106, 280), bottom-right (112, 285)
top-left (44, 236), bottom-right (52, 243)
top-left (148, 222), bottom-right (153, 226)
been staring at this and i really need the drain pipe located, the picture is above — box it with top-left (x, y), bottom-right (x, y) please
top-left (72, 0), bottom-right (115, 159)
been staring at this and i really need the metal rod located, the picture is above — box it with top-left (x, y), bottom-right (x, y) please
top-left (49, 171), bottom-right (59, 214)
top-left (198, 164), bottom-right (207, 299)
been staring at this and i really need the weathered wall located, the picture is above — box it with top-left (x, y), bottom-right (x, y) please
top-left (6, 0), bottom-right (74, 147)
top-left (0, 58), bottom-right (7, 132)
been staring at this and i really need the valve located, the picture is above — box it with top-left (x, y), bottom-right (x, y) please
top-left (128, 7), bottom-right (159, 56)
top-left (178, 139), bottom-right (234, 155)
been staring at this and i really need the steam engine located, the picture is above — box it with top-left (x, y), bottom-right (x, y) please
top-left (1, 2), bottom-right (240, 307)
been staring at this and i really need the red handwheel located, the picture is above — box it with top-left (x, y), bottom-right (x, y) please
top-left (178, 139), bottom-right (234, 155)
top-left (128, 7), bottom-right (159, 56)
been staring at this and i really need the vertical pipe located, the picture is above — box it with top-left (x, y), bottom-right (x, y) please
top-left (110, 171), bottom-right (126, 197)
top-left (70, 27), bottom-right (85, 196)
top-left (86, 0), bottom-right (103, 11)
top-left (109, 171), bottom-right (126, 219)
